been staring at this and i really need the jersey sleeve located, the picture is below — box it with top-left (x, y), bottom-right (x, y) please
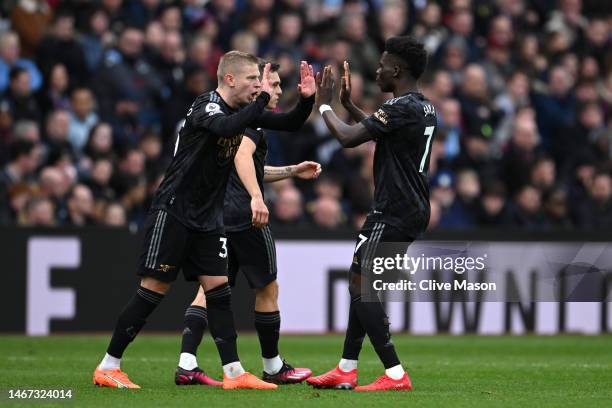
top-left (190, 93), bottom-right (270, 137)
top-left (360, 101), bottom-right (416, 139)
top-left (243, 128), bottom-right (262, 146)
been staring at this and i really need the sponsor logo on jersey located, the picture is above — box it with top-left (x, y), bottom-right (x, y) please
top-left (205, 102), bottom-right (222, 116)
top-left (423, 104), bottom-right (435, 117)
top-left (373, 109), bottom-right (389, 125)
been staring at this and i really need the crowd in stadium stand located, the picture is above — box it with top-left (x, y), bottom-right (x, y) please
top-left (0, 0), bottom-right (610, 231)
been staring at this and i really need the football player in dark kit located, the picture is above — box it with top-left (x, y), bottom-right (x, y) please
top-left (307, 36), bottom-right (437, 391)
top-left (175, 62), bottom-right (319, 386)
top-left (93, 51), bottom-right (315, 390)
top-left (175, 62), bottom-right (320, 387)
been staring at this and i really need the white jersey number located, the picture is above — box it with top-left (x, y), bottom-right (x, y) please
top-left (419, 126), bottom-right (435, 173)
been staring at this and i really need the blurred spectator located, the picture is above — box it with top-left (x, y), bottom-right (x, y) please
top-left (478, 181), bottom-right (511, 226)
top-left (0, 140), bottom-right (41, 223)
top-left (104, 201), bottom-right (127, 226)
top-left (575, 172), bottom-right (612, 228)
top-left (36, 11), bottom-right (88, 86)
top-left (458, 64), bottom-right (504, 142)
top-left (2, 67), bottom-right (41, 122)
top-left (80, 7), bottom-right (114, 72)
top-left (0, 31), bottom-right (42, 93)
top-left (271, 185), bottom-right (305, 226)
top-left (309, 195), bottom-right (346, 229)
top-left (510, 184), bottom-right (546, 228)
top-left (530, 156), bottom-right (556, 193)
top-left (38, 165), bottom-right (69, 221)
top-left (68, 87), bottom-right (99, 152)
top-left (23, 196), bottom-right (56, 226)
top-left (9, 0), bottom-right (53, 57)
top-left (532, 65), bottom-right (575, 147)
top-left (543, 187), bottom-right (572, 229)
top-left (84, 122), bottom-right (114, 160)
top-left (555, 102), bottom-right (605, 177)
top-left (502, 115), bottom-right (541, 195)
top-left (44, 109), bottom-right (72, 159)
top-left (66, 184), bottom-right (95, 226)
top-left (13, 120), bottom-right (39, 142)
top-left (36, 63), bottom-right (71, 113)
top-left (95, 26), bottom-right (164, 141)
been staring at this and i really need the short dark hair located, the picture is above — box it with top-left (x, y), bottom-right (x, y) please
top-left (258, 61), bottom-right (280, 73)
top-left (385, 36), bottom-right (427, 80)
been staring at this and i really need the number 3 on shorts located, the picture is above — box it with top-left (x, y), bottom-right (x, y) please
top-left (219, 237), bottom-right (228, 258)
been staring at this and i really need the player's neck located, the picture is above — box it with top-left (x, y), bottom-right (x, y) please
top-left (215, 87), bottom-right (238, 109)
top-left (393, 81), bottom-right (419, 97)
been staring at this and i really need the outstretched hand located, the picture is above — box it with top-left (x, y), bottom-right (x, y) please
top-left (260, 63), bottom-right (274, 96)
top-left (297, 61), bottom-right (316, 98)
top-left (315, 65), bottom-right (334, 108)
top-left (339, 60), bottom-right (352, 106)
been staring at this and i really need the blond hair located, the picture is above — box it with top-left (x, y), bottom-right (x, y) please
top-left (216, 50), bottom-right (259, 84)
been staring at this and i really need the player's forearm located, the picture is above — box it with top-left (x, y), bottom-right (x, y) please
top-left (342, 100), bottom-right (368, 122)
top-left (263, 165), bottom-right (295, 182)
top-left (235, 153), bottom-right (263, 199)
top-left (321, 110), bottom-right (372, 148)
top-left (255, 95), bottom-right (315, 131)
top-left (207, 92), bottom-right (271, 136)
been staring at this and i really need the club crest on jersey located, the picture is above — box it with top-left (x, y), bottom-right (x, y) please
top-left (423, 104), bottom-right (435, 117)
top-left (373, 108), bottom-right (389, 125)
top-left (205, 102), bottom-right (222, 116)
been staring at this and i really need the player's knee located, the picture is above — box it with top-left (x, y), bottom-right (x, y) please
top-left (140, 277), bottom-right (170, 295)
top-left (256, 280), bottom-right (279, 302)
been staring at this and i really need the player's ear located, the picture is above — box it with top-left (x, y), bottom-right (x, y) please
top-left (393, 65), bottom-right (401, 78)
top-left (225, 73), bottom-right (235, 88)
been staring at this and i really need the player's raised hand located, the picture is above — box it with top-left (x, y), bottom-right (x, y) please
top-left (260, 63), bottom-right (274, 97)
top-left (251, 196), bottom-right (269, 228)
top-left (316, 65), bottom-right (334, 107)
top-left (297, 61), bottom-right (316, 98)
top-left (339, 61), bottom-right (352, 106)
top-left (294, 161), bottom-right (322, 179)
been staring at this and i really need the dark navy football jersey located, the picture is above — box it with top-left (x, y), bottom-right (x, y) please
top-left (360, 92), bottom-right (437, 236)
top-left (223, 127), bottom-right (267, 232)
top-left (151, 90), bottom-right (269, 232)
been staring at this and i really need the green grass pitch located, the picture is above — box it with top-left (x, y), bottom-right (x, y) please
top-left (1, 334), bottom-right (611, 407)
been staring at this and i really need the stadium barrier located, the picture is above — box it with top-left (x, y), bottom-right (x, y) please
top-left (2, 227), bottom-right (610, 336)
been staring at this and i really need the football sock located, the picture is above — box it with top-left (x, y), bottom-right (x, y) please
top-left (180, 306), bottom-right (208, 356)
top-left (341, 294), bottom-right (366, 360)
top-left (205, 284), bottom-right (239, 365)
top-left (385, 364), bottom-right (406, 380)
top-left (338, 358), bottom-right (358, 372)
top-left (179, 353), bottom-right (198, 371)
top-left (223, 361), bottom-right (246, 378)
top-left (99, 353), bottom-right (121, 371)
top-left (262, 355), bottom-right (283, 375)
top-left (106, 286), bottom-right (164, 359)
top-left (354, 300), bottom-right (401, 369)
top-left (254, 311), bottom-right (281, 359)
